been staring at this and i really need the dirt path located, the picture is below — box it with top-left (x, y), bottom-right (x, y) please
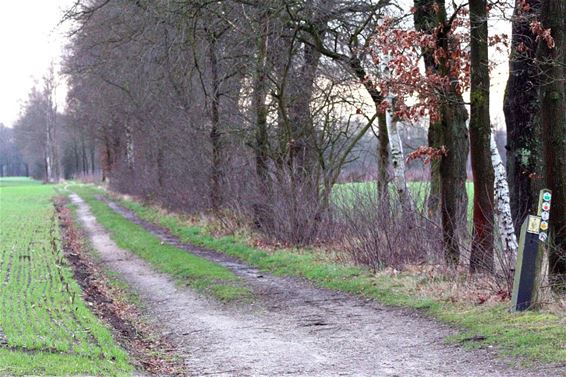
top-left (71, 193), bottom-right (560, 377)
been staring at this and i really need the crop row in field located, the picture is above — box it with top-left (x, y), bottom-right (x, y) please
top-left (0, 179), bottom-right (130, 376)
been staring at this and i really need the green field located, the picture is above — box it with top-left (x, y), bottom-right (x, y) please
top-left (0, 178), bottom-right (131, 376)
top-left (333, 181), bottom-right (475, 218)
top-left (0, 176), bottom-right (40, 187)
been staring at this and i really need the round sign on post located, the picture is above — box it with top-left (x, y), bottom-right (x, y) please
top-left (542, 212), bottom-right (550, 221)
top-left (540, 221), bottom-right (549, 231)
top-left (539, 232), bottom-right (548, 242)
top-left (543, 192), bottom-right (552, 202)
top-left (542, 202), bottom-right (551, 211)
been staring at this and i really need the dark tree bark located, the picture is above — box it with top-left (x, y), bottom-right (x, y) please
top-left (537, 0), bottom-right (566, 286)
top-left (254, 35), bottom-right (269, 184)
top-left (414, 0), bottom-right (470, 265)
top-left (90, 145), bottom-right (96, 174)
top-left (503, 0), bottom-right (542, 235)
top-left (440, 102), bottom-right (469, 266)
top-left (376, 113), bottom-right (389, 201)
top-left (414, 0), bottom-right (442, 219)
top-left (469, 0), bottom-right (495, 273)
top-left (427, 121), bottom-right (443, 218)
top-left (252, 11), bottom-right (272, 228)
top-left (81, 137), bottom-right (88, 174)
top-left (288, 40), bottom-right (324, 241)
top-left (157, 146), bottom-right (164, 188)
top-left (288, 42), bottom-right (321, 181)
top-left (208, 37), bottom-right (222, 212)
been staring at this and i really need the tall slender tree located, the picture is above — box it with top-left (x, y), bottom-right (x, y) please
top-left (469, 0), bottom-right (495, 273)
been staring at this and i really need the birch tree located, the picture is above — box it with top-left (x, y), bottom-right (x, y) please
top-left (490, 132), bottom-right (518, 264)
top-left (384, 97), bottom-right (412, 210)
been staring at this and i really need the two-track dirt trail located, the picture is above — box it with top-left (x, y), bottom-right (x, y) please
top-left (70, 193), bottom-right (558, 377)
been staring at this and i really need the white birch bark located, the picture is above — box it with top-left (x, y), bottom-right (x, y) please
top-left (45, 115), bottom-right (58, 182)
top-left (385, 96), bottom-right (412, 210)
top-left (45, 117), bottom-right (55, 183)
top-left (490, 132), bottom-right (518, 262)
top-left (125, 121), bottom-right (135, 169)
top-left (45, 154), bottom-right (53, 183)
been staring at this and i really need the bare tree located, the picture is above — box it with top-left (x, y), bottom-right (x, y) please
top-left (13, 70), bottom-right (61, 183)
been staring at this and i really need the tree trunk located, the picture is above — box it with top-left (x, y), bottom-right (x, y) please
top-left (287, 33), bottom-right (325, 243)
top-left (81, 137), bottom-right (88, 174)
top-left (415, 0), bottom-right (470, 265)
top-left (90, 145), bottom-right (96, 174)
top-left (253, 13), bottom-right (272, 228)
top-left (469, 0), bottom-right (495, 273)
top-left (157, 146), bottom-right (164, 188)
top-left (440, 101), bottom-right (469, 266)
top-left (288, 57), bottom-right (318, 180)
top-left (208, 37), bottom-right (222, 212)
top-left (490, 133), bottom-right (518, 266)
top-left (44, 74), bottom-right (60, 183)
top-left (74, 142), bottom-right (80, 174)
top-left (503, 0), bottom-right (542, 235)
top-left (427, 121), bottom-right (443, 219)
top-left (537, 0), bottom-right (566, 287)
top-left (45, 153), bottom-right (52, 183)
top-left (125, 121), bottom-right (134, 171)
top-left (414, 0), bottom-right (443, 220)
top-left (385, 96), bottom-right (412, 210)
top-left (376, 112), bottom-right (390, 201)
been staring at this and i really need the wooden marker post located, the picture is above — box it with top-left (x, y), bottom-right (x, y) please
top-left (511, 189), bottom-right (552, 311)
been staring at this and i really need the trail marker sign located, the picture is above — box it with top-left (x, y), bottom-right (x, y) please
top-left (537, 189), bottom-right (552, 244)
top-left (511, 189), bottom-right (552, 311)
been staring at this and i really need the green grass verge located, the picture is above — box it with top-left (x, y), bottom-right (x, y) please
top-left (103, 185), bottom-right (566, 366)
top-left (70, 186), bottom-right (251, 302)
top-left (0, 178), bottom-right (131, 376)
top-left (66, 201), bottom-right (145, 309)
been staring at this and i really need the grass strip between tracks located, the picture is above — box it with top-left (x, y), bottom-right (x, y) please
top-left (70, 186), bottom-right (251, 302)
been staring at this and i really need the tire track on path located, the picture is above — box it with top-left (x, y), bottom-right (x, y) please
top-left (72, 193), bottom-right (560, 376)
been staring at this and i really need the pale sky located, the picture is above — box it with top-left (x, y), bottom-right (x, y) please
top-left (0, 0), bottom-right (75, 128)
top-left (0, 1), bottom-right (511, 129)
